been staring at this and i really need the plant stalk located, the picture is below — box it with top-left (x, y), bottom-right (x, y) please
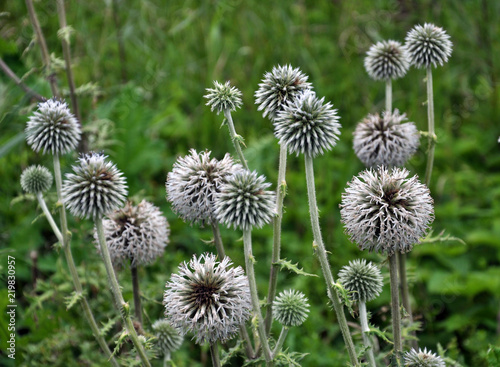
top-left (223, 109), bottom-right (249, 170)
top-left (0, 58), bottom-right (45, 102)
top-left (272, 326), bottom-right (289, 357)
top-left (398, 252), bottom-right (418, 349)
top-left (210, 342), bottom-right (221, 367)
top-left (424, 66), bottom-right (435, 188)
top-left (386, 78), bottom-right (392, 112)
top-left (131, 265), bottom-right (143, 327)
top-left (389, 254), bottom-right (402, 364)
top-left (210, 221), bottom-right (226, 259)
top-left (359, 301), bottom-right (377, 367)
top-left (36, 193), bottom-right (63, 243)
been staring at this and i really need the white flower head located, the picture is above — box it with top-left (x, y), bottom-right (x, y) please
top-left (364, 40), bottom-right (410, 81)
top-left (338, 259), bottom-right (383, 303)
top-left (20, 165), bottom-right (53, 194)
top-left (405, 23), bottom-right (453, 69)
top-left (204, 81), bottom-right (243, 115)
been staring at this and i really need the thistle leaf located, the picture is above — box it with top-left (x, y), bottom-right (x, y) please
top-left (276, 258), bottom-right (318, 277)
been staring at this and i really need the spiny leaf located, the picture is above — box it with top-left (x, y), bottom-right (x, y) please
top-left (220, 339), bottom-right (243, 366)
top-left (57, 25), bottom-right (75, 44)
top-left (100, 315), bottom-right (120, 337)
top-left (368, 325), bottom-right (391, 343)
top-left (420, 230), bottom-right (466, 245)
top-left (65, 291), bottom-right (84, 310)
top-left (335, 281), bottom-right (355, 316)
top-left (111, 330), bottom-right (129, 357)
top-left (276, 258), bottom-right (318, 277)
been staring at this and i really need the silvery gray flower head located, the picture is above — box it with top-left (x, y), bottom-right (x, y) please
top-left (26, 98), bottom-right (81, 155)
top-left (204, 80), bottom-right (243, 115)
top-left (163, 253), bottom-right (251, 345)
top-left (405, 23), bottom-right (453, 69)
top-left (364, 40), bottom-right (410, 81)
top-left (96, 200), bottom-right (169, 267)
top-left (274, 90), bottom-right (341, 157)
top-left (353, 109), bottom-right (420, 168)
top-left (404, 347), bottom-right (445, 367)
top-left (151, 319), bottom-right (183, 356)
top-left (62, 153), bottom-right (128, 219)
top-left (338, 259), bottom-right (383, 303)
top-left (166, 149), bottom-right (241, 226)
top-left (214, 169), bottom-right (275, 231)
top-left (340, 166), bottom-right (434, 255)
top-left (20, 165), bottom-right (53, 194)
top-left (254, 64), bottom-right (312, 121)
top-left (273, 289), bottom-right (310, 327)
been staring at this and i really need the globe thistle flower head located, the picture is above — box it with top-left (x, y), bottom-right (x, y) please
top-left (20, 165), bottom-right (53, 194)
top-left (204, 80), bottom-right (243, 115)
top-left (163, 253), bottom-right (251, 344)
top-left (274, 90), bottom-right (341, 157)
top-left (214, 169), bottom-right (275, 231)
top-left (405, 23), bottom-right (453, 69)
top-left (254, 64), bottom-right (312, 121)
top-left (151, 319), bottom-right (183, 355)
top-left (364, 40), bottom-right (410, 81)
top-left (26, 98), bottom-right (81, 155)
top-left (338, 259), bottom-right (383, 303)
top-left (97, 200), bottom-right (169, 267)
top-left (404, 347), bottom-right (445, 367)
top-left (353, 109), bottom-right (420, 168)
top-left (340, 166), bottom-right (434, 255)
top-left (273, 289), bottom-right (310, 327)
top-left (166, 149), bottom-right (241, 226)
top-left (62, 153), bottom-right (128, 219)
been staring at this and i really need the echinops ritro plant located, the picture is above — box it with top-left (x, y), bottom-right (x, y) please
top-left (364, 40), bottom-right (410, 81)
top-left (405, 23), bottom-right (453, 69)
top-left (20, 165), bottom-right (53, 194)
top-left (338, 259), bottom-right (383, 303)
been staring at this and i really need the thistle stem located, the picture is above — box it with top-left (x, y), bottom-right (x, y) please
top-left (223, 109), bottom-right (249, 170)
top-left (424, 66), bottom-right (435, 188)
top-left (264, 144), bottom-right (288, 335)
top-left (36, 193), bottom-right (63, 243)
top-left (398, 252), bottom-right (418, 349)
top-left (389, 254), bottom-right (402, 364)
top-left (210, 342), bottom-right (221, 367)
top-left (96, 218), bottom-right (151, 367)
top-left (303, 154), bottom-right (359, 366)
top-left (272, 326), bottom-right (289, 357)
top-left (359, 301), bottom-right (377, 367)
top-left (0, 58), bottom-right (45, 102)
top-left (386, 78), bottom-right (392, 112)
top-left (131, 265), bottom-right (143, 327)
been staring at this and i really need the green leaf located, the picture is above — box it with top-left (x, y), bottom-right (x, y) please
top-left (64, 291), bottom-right (84, 310)
top-left (420, 230), bottom-right (466, 245)
top-left (276, 258), bottom-right (318, 277)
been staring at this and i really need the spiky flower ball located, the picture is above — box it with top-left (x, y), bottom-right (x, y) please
top-left (20, 165), bottom-right (53, 194)
top-left (364, 40), bottom-right (410, 81)
top-left (214, 170), bottom-right (275, 231)
top-left (274, 90), bottom-right (341, 157)
top-left (97, 200), bottom-right (169, 267)
top-left (26, 98), bottom-right (81, 155)
top-left (353, 109), bottom-right (420, 168)
top-left (404, 348), bottom-right (445, 367)
top-left (405, 23), bottom-right (453, 69)
top-left (338, 259), bottom-right (383, 303)
top-left (340, 167), bottom-right (434, 255)
top-left (273, 289), bottom-right (310, 327)
top-left (151, 319), bottom-right (183, 356)
top-left (255, 64), bottom-right (312, 121)
top-left (62, 153), bottom-right (127, 219)
top-left (163, 253), bottom-right (251, 344)
top-left (204, 81), bottom-right (243, 115)
top-left (166, 149), bottom-right (240, 226)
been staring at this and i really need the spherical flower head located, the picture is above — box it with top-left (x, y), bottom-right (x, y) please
top-left (166, 149), bottom-right (241, 226)
top-left (404, 347), bottom-right (445, 367)
top-left (26, 98), bottom-right (81, 155)
top-left (96, 200), bottom-right (169, 267)
top-left (274, 90), bottom-right (341, 157)
top-left (163, 253), bottom-right (252, 344)
top-left (214, 169), bottom-right (275, 231)
top-left (364, 40), bottom-right (410, 81)
top-left (353, 109), bottom-right (420, 168)
top-left (273, 289), bottom-right (310, 327)
top-left (340, 166), bottom-right (434, 255)
top-left (20, 165), bottom-right (53, 194)
top-left (204, 80), bottom-right (243, 115)
top-left (338, 259), bottom-right (383, 303)
top-left (254, 64), bottom-right (312, 121)
top-left (62, 153), bottom-right (128, 219)
top-left (405, 23), bottom-right (453, 69)
top-left (151, 319), bottom-right (183, 355)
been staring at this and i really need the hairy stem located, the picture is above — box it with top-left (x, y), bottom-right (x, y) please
top-left (424, 66), bottom-right (435, 188)
top-left (359, 301), bottom-right (377, 367)
top-left (210, 221), bottom-right (226, 259)
top-left (398, 252), bottom-right (418, 349)
top-left (131, 265), bottom-right (143, 327)
top-left (223, 109), bottom-right (249, 170)
top-left (0, 58), bottom-right (45, 102)
top-left (36, 193), bottom-right (63, 243)
top-left (210, 342), bottom-right (221, 367)
top-left (389, 254), bottom-right (402, 364)
top-left (272, 326), bottom-right (289, 357)
top-left (386, 78), bottom-right (392, 112)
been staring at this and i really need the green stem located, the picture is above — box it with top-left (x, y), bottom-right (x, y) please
top-left (386, 78), bottom-right (392, 112)
top-left (131, 265), bottom-right (143, 327)
top-left (96, 218), bottom-right (151, 367)
top-left (359, 301), bottom-right (377, 367)
top-left (210, 342), bottom-right (221, 367)
top-left (163, 352), bottom-right (170, 367)
top-left (398, 252), bottom-right (418, 349)
top-left (36, 193), bottom-right (63, 243)
top-left (264, 144), bottom-right (288, 335)
top-left (223, 109), bottom-right (249, 170)
top-left (272, 326), bottom-right (289, 357)
top-left (424, 66), bottom-right (435, 188)
top-left (304, 154), bottom-right (359, 366)
top-left (389, 254), bottom-right (402, 364)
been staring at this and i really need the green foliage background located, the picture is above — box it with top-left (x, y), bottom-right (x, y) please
top-left (1, 0), bottom-right (499, 366)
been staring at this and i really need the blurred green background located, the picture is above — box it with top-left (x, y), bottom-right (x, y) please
top-left (1, 0), bottom-right (499, 365)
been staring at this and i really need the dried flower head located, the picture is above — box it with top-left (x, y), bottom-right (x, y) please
top-left (163, 253), bottom-right (251, 344)
top-left (338, 259), bottom-right (383, 303)
top-left (96, 200), bottom-right (169, 267)
top-left (353, 109), bottom-right (420, 168)
top-left (20, 165), bottom-right (53, 194)
top-left (204, 81), bottom-right (243, 115)
top-left (151, 319), bottom-right (183, 355)
top-left (166, 149), bottom-right (240, 226)
top-left (340, 167), bottom-right (434, 255)
top-left (404, 347), bottom-right (445, 367)
top-left (26, 98), bottom-right (81, 155)
top-left (274, 90), bottom-right (341, 157)
top-left (214, 169), bottom-right (275, 231)
top-left (273, 289), bottom-right (310, 327)
top-left (405, 23), bottom-right (453, 69)
top-left (254, 64), bottom-right (312, 121)
top-left (364, 40), bottom-right (410, 81)
top-left (62, 153), bottom-right (127, 219)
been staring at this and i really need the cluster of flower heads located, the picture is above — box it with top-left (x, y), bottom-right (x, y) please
top-left (151, 319), bottom-right (183, 356)
top-left (96, 200), bottom-right (169, 267)
top-left (204, 81), bottom-right (243, 115)
top-left (364, 40), bottom-right (410, 81)
top-left (20, 165), bottom-right (53, 195)
top-left (273, 289), bottom-right (310, 328)
top-left (404, 347), bottom-right (445, 367)
top-left (338, 259), bottom-right (383, 303)
top-left (163, 253), bottom-right (251, 344)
